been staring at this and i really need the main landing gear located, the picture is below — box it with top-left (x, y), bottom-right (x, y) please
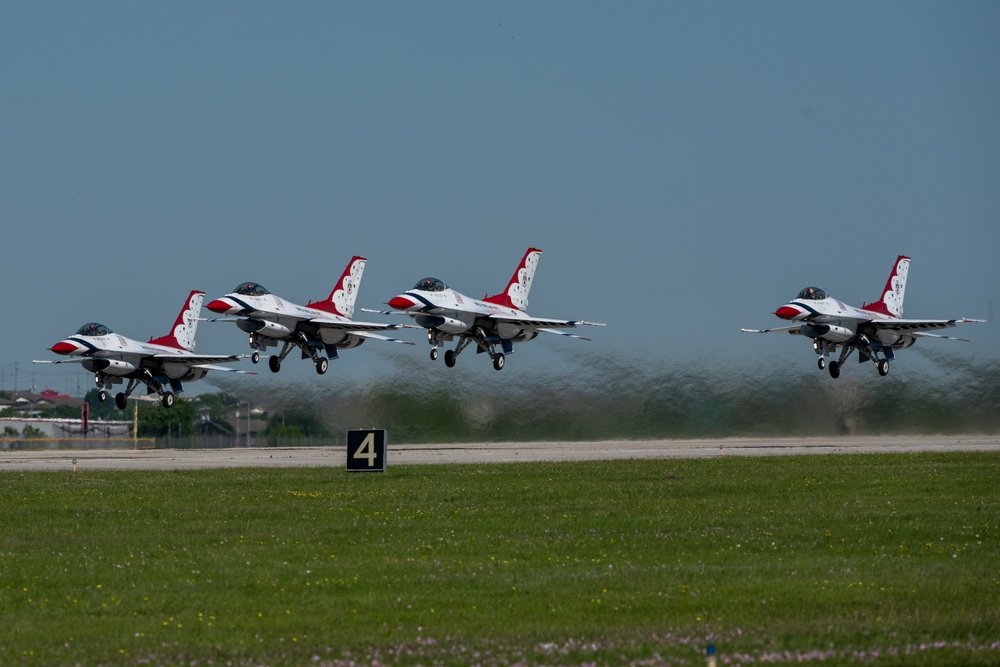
top-left (268, 334), bottom-right (331, 375)
top-left (96, 371), bottom-right (177, 409)
top-left (430, 328), bottom-right (506, 371)
top-left (825, 345), bottom-right (853, 379)
top-left (814, 337), bottom-right (892, 379)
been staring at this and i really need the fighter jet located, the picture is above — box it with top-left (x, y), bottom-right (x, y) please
top-left (378, 247), bottom-right (604, 370)
top-left (34, 290), bottom-right (251, 409)
top-left (742, 255), bottom-right (984, 378)
top-left (205, 256), bottom-right (413, 374)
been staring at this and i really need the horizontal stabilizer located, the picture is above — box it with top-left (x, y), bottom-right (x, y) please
top-left (192, 364), bottom-right (257, 374)
top-left (353, 331), bottom-right (416, 345)
top-left (536, 328), bottom-right (593, 341)
top-left (911, 332), bottom-right (972, 342)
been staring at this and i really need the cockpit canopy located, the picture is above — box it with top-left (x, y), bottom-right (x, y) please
top-left (76, 322), bottom-right (111, 336)
top-left (233, 282), bottom-right (271, 297)
top-left (796, 286), bottom-right (827, 301)
top-left (413, 277), bottom-right (446, 292)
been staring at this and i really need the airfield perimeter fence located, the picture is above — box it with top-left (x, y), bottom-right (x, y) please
top-left (1, 434), bottom-right (339, 451)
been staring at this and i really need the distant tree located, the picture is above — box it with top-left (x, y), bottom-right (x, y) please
top-left (21, 425), bottom-right (46, 439)
top-left (265, 407), bottom-right (328, 438)
top-left (3, 426), bottom-right (19, 437)
top-left (36, 405), bottom-right (83, 419)
top-left (136, 399), bottom-right (197, 438)
top-left (191, 392), bottom-right (239, 434)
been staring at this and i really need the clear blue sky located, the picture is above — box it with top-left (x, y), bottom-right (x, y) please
top-left (3, 2), bottom-right (998, 394)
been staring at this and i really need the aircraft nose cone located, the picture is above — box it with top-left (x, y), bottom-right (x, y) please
top-left (50, 341), bottom-right (79, 355)
top-left (775, 305), bottom-right (802, 320)
top-left (388, 295), bottom-right (417, 310)
top-left (206, 299), bottom-right (234, 314)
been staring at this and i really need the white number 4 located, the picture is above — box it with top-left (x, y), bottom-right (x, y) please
top-left (352, 433), bottom-right (378, 467)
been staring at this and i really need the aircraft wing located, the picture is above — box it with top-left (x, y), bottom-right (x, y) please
top-left (740, 326), bottom-right (805, 335)
top-left (151, 353), bottom-right (245, 365)
top-left (869, 317), bottom-right (985, 334)
top-left (33, 359), bottom-right (88, 365)
top-left (490, 315), bottom-right (606, 329)
top-left (742, 317), bottom-right (983, 337)
top-left (309, 318), bottom-right (414, 332)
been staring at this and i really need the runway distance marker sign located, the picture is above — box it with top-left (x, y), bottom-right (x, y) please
top-left (347, 429), bottom-right (387, 472)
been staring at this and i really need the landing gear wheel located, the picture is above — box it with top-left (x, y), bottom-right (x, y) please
top-left (115, 393), bottom-right (128, 410)
top-left (161, 392), bottom-right (175, 409)
top-left (268, 356), bottom-right (281, 373)
top-left (251, 351), bottom-right (260, 364)
top-left (430, 348), bottom-right (438, 361)
top-left (817, 358), bottom-right (826, 370)
top-left (493, 353), bottom-right (505, 371)
top-left (98, 389), bottom-right (107, 402)
top-left (828, 360), bottom-right (840, 379)
top-left (444, 349), bottom-right (456, 368)
top-left (877, 359), bottom-right (890, 376)
top-left (315, 357), bottom-right (329, 375)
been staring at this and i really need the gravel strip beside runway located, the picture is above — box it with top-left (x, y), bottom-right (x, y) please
top-left (1, 436), bottom-right (998, 471)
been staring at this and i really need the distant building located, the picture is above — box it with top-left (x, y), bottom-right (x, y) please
top-left (0, 389), bottom-right (84, 415)
top-left (1, 416), bottom-right (131, 440)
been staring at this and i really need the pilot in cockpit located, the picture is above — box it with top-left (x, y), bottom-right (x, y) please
top-left (796, 287), bottom-right (827, 301)
top-left (235, 282), bottom-right (270, 297)
top-left (77, 323), bottom-right (111, 336)
top-left (414, 278), bottom-right (446, 292)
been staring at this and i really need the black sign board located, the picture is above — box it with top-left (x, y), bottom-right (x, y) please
top-left (346, 429), bottom-right (387, 472)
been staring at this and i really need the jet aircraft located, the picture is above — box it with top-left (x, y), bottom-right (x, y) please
top-left (378, 247), bottom-right (604, 370)
top-left (741, 255), bottom-right (983, 378)
top-left (34, 290), bottom-right (251, 409)
top-left (205, 256), bottom-right (414, 374)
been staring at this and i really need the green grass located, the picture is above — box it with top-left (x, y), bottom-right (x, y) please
top-left (1, 453), bottom-right (998, 665)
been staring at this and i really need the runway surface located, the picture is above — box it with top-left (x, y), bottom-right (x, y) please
top-left (1, 435), bottom-right (998, 471)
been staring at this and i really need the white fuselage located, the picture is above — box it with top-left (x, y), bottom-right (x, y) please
top-left (207, 293), bottom-right (354, 345)
top-left (391, 287), bottom-right (528, 339)
top-left (776, 297), bottom-right (910, 347)
top-left (53, 333), bottom-right (208, 380)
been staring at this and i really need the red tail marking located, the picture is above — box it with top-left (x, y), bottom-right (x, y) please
top-left (149, 290), bottom-right (204, 350)
top-left (308, 255), bottom-right (366, 317)
top-left (484, 247), bottom-right (541, 310)
top-left (861, 255), bottom-right (910, 318)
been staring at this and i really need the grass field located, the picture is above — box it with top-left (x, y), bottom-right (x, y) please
top-left (1, 452), bottom-right (998, 666)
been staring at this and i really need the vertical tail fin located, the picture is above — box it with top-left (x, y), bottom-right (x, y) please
top-left (149, 290), bottom-right (204, 351)
top-left (307, 256), bottom-right (367, 319)
top-left (862, 255), bottom-right (910, 318)
top-left (484, 247), bottom-right (542, 311)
